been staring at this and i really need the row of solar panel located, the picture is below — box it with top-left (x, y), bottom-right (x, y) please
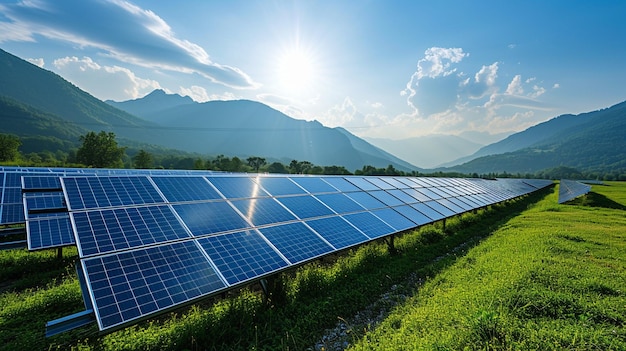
top-left (0, 168), bottom-right (222, 225)
top-left (58, 174), bottom-right (551, 331)
top-left (558, 179), bottom-right (592, 204)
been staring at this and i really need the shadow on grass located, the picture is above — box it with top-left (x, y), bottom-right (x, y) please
top-left (567, 191), bottom-right (626, 211)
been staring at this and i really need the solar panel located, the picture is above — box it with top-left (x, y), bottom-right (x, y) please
top-left (82, 240), bottom-right (226, 330)
top-left (305, 216), bottom-right (369, 249)
top-left (345, 177), bottom-right (380, 191)
top-left (206, 176), bottom-right (269, 199)
top-left (342, 211), bottom-right (395, 239)
top-left (275, 195), bottom-right (334, 219)
top-left (24, 192), bottom-right (66, 212)
top-left (1, 203), bottom-right (24, 224)
top-left (254, 177), bottom-right (307, 196)
top-left (392, 205), bottom-right (432, 226)
top-left (368, 190), bottom-right (405, 207)
top-left (196, 229), bottom-right (289, 285)
top-left (258, 222), bottom-right (334, 264)
top-left (63, 176), bottom-right (164, 210)
top-left (27, 215), bottom-right (74, 250)
top-left (344, 192), bottom-right (387, 210)
top-left (313, 193), bottom-right (365, 214)
top-left (321, 177), bottom-right (360, 191)
top-left (558, 179), bottom-right (591, 204)
top-left (371, 208), bottom-right (417, 231)
top-left (172, 201), bottom-right (251, 236)
top-left (73, 205), bottom-right (191, 257)
top-left (290, 177), bottom-right (338, 193)
top-left (230, 197), bottom-right (297, 226)
top-left (151, 176), bottom-right (221, 202)
top-left (22, 176), bottom-right (62, 191)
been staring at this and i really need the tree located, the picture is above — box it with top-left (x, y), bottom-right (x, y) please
top-left (247, 156), bottom-right (266, 172)
top-left (133, 149), bottom-right (153, 169)
top-left (76, 131), bottom-right (126, 168)
top-left (267, 162), bottom-right (288, 174)
top-left (0, 134), bottom-right (21, 162)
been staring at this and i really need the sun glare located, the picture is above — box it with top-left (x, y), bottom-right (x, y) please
top-left (276, 46), bottom-right (318, 94)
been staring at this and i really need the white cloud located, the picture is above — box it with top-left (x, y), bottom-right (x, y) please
top-left (505, 75), bottom-right (524, 95)
top-left (553, 83), bottom-right (560, 89)
top-left (401, 47), bottom-right (468, 117)
top-left (0, 0), bottom-right (260, 89)
top-left (53, 56), bottom-right (161, 101)
top-left (26, 57), bottom-right (44, 67)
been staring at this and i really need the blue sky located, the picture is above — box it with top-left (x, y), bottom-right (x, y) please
top-left (1, 0), bottom-right (625, 142)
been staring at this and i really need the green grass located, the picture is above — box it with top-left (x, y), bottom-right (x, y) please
top-left (350, 182), bottom-right (626, 350)
top-left (1, 182), bottom-right (624, 350)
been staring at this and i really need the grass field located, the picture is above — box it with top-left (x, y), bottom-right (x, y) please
top-left (0, 182), bottom-right (624, 350)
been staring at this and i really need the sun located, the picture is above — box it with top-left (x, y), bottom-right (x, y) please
top-left (276, 45), bottom-right (319, 95)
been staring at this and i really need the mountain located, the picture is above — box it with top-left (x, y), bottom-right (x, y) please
top-left (0, 49), bottom-right (416, 171)
top-left (0, 49), bottom-right (157, 142)
top-left (443, 101), bottom-right (626, 175)
top-left (113, 94), bottom-right (417, 171)
top-left (447, 111), bottom-right (595, 166)
top-left (364, 134), bottom-right (483, 169)
top-left (334, 128), bottom-right (423, 172)
top-left (106, 89), bottom-right (194, 117)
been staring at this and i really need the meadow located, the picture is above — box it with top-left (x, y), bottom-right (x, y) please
top-left (0, 181), bottom-right (624, 350)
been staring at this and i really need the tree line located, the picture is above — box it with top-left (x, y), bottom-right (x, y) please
top-left (1, 131), bottom-right (624, 180)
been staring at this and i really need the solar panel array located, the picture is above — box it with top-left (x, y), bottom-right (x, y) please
top-left (57, 174), bottom-right (551, 332)
top-left (558, 179), bottom-right (592, 204)
top-left (2, 167), bottom-right (554, 334)
top-left (0, 167), bottom-right (221, 249)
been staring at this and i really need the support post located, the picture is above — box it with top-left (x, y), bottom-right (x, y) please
top-left (57, 247), bottom-right (63, 259)
top-left (385, 234), bottom-right (397, 255)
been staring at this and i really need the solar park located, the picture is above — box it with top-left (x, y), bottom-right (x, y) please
top-left (0, 166), bottom-right (554, 336)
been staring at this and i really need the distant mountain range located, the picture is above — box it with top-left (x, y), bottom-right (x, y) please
top-left (1, 47), bottom-right (624, 175)
top-left (364, 134), bottom-right (484, 169)
top-left (0, 48), bottom-right (418, 172)
top-left (438, 101), bottom-right (626, 175)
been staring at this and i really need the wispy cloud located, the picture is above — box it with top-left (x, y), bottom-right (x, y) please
top-left (0, 0), bottom-right (259, 89)
top-left (53, 56), bottom-right (161, 101)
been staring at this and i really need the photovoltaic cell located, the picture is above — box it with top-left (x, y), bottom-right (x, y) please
top-left (173, 201), bottom-right (250, 236)
top-left (254, 177), bottom-right (307, 196)
top-left (306, 216), bottom-right (369, 249)
top-left (275, 195), bottom-right (334, 219)
top-left (197, 229), bottom-right (288, 285)
top-left (27, 215), bottom-right (74, 250)
top-left (343, 211), bottom-right (395, 239)
top-left (83, 241), bottom-right (226, 330)
top-left (290, 177), bottom-right (337, 194)
top-left (230, 197), bottom-right (297, 226)
top-left (63, 176), bottom-right (164, 210)
top-left (151, 176), bottom-right (222, 202)
top-left (73, 205), bottom-right (190, 257)
top-left (206, 176), bottom-right (269, 199)
top-left (258, 222), bottom-right (333, 264)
